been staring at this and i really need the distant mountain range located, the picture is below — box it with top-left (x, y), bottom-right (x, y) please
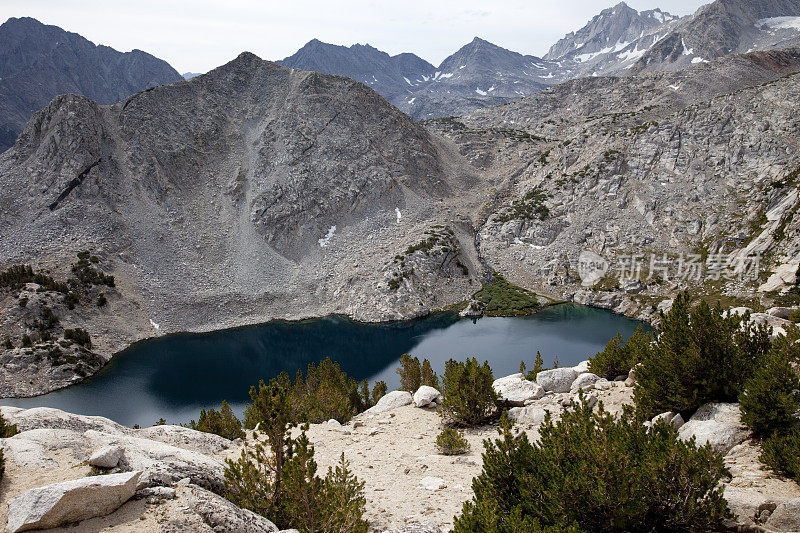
top-left (2, 0), bottom-right (800, 139)
top-left (280, 0), bottom-right (800, 119)
top-left (0, 17), bottom-right (182, 151)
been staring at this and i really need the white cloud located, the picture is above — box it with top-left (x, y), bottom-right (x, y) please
top-left (0, 0), bottom-right (709, 74)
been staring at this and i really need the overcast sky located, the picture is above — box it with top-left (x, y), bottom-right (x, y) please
top-left (1, 0), bottom-right (709, 74)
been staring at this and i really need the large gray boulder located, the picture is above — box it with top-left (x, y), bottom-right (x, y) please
top-left (413, 386), bottom-right (442, 408)
top-left (84, 429), bottom-right (226, 491)
top-left (766, 498), bottom-right (800, 532)
top-left (677, 403), bottom-right (749, 455)
top-left (366, 390), bottom-right (413, 413)
top-left (508, 405), bottom-right (548, 427)
top-left (6, 471), bottom-right (141, 532)
top-left (1, 406), bottom-right (127, 435)
top-left (187, 484), bottom-right (279, 532)
top-left (536, 368), bottom-right (579, 393)
top-left (493, 373), bottom-right (545, 406)
top-left (89, 445), bottom-right (125, 469)
top-left (570, 372), bottom-right (601, 392)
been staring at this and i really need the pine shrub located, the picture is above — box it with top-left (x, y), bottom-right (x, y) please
top-left (761, 428), bottom-right (800, 481)
top-left (243, 359), bottom-right (383, 428)
top-left (396, 354), bottom-right (439, 392)
top-left (436, 427), bottom-right (470, 455)
top-left (634, 293), bottom-right (771, 419)
top-left (589, 327), bottom-right (651, 380)
top-left (740, 344), bottom-right (800, 437)
top-left (440, 358), bottom-right (498, 426)
top-left (226, 378), bottom-right (368, 532)
top-left (189, 400), bottom-right (245, 440)
top-left (453, 402), bottom-right (730, 532)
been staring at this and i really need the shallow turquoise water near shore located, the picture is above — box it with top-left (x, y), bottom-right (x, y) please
top-left (2, 304), bottom-right (643, 427)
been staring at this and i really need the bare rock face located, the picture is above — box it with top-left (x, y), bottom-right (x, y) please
top-left (536, 368), bottom-right (579, 393)
top-left (186, 484), bottom-right (279, 533)
top-left (678, 403), bottom-right (749, 455)
top-left (6, 471), bottom-right (141, 532)
top-left (0, 17), bottom-right (182, 152)
top-left (766, 498), bottom-right (800, 532)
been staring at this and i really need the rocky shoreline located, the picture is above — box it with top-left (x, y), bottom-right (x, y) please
top-left (2, 358), bottom-right (799, 532)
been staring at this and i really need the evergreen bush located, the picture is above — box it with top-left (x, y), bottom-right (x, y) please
top-left (395, 354), bottom-right (439, 392)
top-left (589, 327), bottom-right (651, 380)
top-left (453, 402), bottom-right (729, 532)
top-left (226, 378), bottom-right (368, 532)
top-left (436, 427), bottom-right (470, 455)
top-left (189, 400), bottom-right (245, 440)
top-left (440, 358), bottom-right (498, 426)
top-left (634, 293), bottom-right (771, 419)
top-left (761, 428), bottom-right (800, 481)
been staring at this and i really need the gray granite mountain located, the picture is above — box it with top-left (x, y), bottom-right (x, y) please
top-left (281, 37), bottom-right (560, 120)
top-left (396, 37), bottom-right (558, 120)
top-left (544, 2), bottom-right (682, 77)
top-left (279, 39), bottom-right (436, 102)
top-left (0, 52), bottom-right (482, 396)
top-left (634, 0), bottom-right (800, 71)
top-left (0, 17), bottom-right (182, 152)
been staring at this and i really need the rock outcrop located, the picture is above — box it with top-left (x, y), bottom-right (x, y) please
top-left (678, 403), bottom-right (750, 454)
top-left (6, 471), bottom-right (141, 532)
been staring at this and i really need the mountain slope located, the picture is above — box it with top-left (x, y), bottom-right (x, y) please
top-left (431, 47), bottom-right (800, 320)
top-left (634, 0), bottom-right (800, 71)
top-left (0, 52), bottom-right (483, 395)
top-left (0, 17), bottom-right (182, 152)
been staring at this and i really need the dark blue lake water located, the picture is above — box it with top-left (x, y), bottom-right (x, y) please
top-left (2, 304), bottom-right (643, 427)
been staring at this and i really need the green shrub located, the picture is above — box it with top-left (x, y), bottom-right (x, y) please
top-left (453, 402), bottom-right (730, 533)
top-left (589, 327), bottom-right (651, 380)
top-left (21, 334), bottom-right (32, 348)
top-left (440, 358), bottom-right (498, 426)
top-left (3, 337), bottom-right (12, 349)
top-left (226, 378), bottom-right (368, 532)
top-left (473, 273), bottom-right (539, 316)
top-left (371, 381), bottom-right (387, 405)
top-left (18, 296), bottom-right (28, 307)
top-left (634, 293), bottom-right (771, 419)
top-left (96, 293), bottom-right (107, 307)
top-left (740, 341), bottom-right (800, 437)
top-left (64, 328), bottom-right (92, 349)
top-left (436, 427), bottom-right (470, 455)
top-left (761, 428), bottom-right (800, 481)
top-left (72, 253), bottom-right (115, 287)
top-left (189, 400), bottom-right (245, 440)
top-left (395, 354), bottom-right (439, 392)
top-left (0, 448), bottom-right (4, 481)
top-left (243, 358), bottom-right (383, 428)
top-left (1, 411), bottom-right (18, 438)
top-left (788, 308), bottom-right (800, 323)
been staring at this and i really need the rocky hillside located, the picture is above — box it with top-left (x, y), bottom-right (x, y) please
top-left (0, 52), bottom-right (483, 396)
top-left (634, 0), bottom-right (800, 71)
top-left (0, 17), bottom-right (182, 152)
top-left (437, 47), bottom-right (800, 319)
